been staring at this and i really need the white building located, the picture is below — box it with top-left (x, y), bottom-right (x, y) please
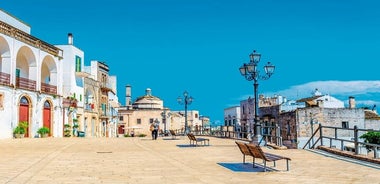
top-left (0, 9), bottom-right (120, 139)
top-left (55, 33), bottom-right (86, 137)
top-left (224, 106), bottom-right (241, 132)
top-left (0, 9), bottom-right (64, 138)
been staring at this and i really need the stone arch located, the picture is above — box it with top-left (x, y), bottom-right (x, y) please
top-left (16, 46), bottom-right (37, 90)
top-left (0, 36), bottom-right (11, 84)
top-left (18, 95), bottom-right (33, 137)
top-left (41, 55), bottom-right (57, 93)
top-left (42, 100), bottom-right (53, 136)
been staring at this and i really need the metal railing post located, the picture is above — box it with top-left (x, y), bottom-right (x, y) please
top-left (319, 124), bottom-right (323, 146)
top-left (354, 125), bottom-right (358, 155)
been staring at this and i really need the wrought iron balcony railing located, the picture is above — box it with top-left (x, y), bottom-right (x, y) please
top-left (41, 82), bottom-right (57, 95)
top-left (0, 72), bottom-right (10, 85)
top-left (16, 77), bottom-right (36, 91)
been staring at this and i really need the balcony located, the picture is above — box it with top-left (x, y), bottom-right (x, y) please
top-left (100, 82), bottom-right (115, 94)
top-left (16, 77), bottom-right (36, 91)
top-left (0, 72), bottom-right (10, 85)
top-left (41, 83), bottom-right (57, 95)
top-left (63, 97), bottom-right (77, 108)
top-left (84, 103), bottom-right (96, 112)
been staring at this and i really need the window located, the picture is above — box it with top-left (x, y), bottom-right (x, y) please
top-left (20, 96), bottom-right (28, 105)
top-left (195, 113), bottom-right (198, 118)
top-left (342, 121), bottom-right (349, 129)
top-left (43, 101), bottom-right (51, 109)
top-left (75, 56), bottom-right (81, 72)
top-left (101, 104), bottom-right (106, 115)
top-left (137, 119), bottom-right (141, 124)
top-left (119, 116), bottom-right (124, 121)
top-left (149, 118), bottom-right (154, 124)
top-left (16, 68), bottom-right (20, 77)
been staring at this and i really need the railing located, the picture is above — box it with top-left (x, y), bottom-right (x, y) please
top-left (62, 97), bottom-right (77, 108)
top-left (0, 20), bottom-right (63, 58)
top-left (41, 83), bottom-right (57, 94)
top-left (100, 82), bottom-right (114, 93)
top-left (0, 72), bottom-right (10, 85)
top-left (84, 103), bottom-right (96, 112)
top-left (303, 124), bottom-right (380, 159)
top-left (16, 77), bottom-right (36, 91)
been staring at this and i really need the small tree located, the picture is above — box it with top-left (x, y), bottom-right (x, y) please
top-left (360, 131), bottom-right (380, 151)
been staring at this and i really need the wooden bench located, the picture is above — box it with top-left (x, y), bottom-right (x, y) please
top-left (169, 130), bottom-right (178, 139)
top-left (235, 141), bottom-right (255, 164)
top-left (187, 133), bottom-right (209, 146)
top-left (235, 141), bottom-right (291, 172)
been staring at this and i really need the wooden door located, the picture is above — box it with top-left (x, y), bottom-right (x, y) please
top-left (19, 96), bottom-right (29, 137)
top-left (43, 101), bottom-right (51, 136)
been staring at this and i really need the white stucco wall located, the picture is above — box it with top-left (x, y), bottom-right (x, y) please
top-left (0, 9), bottom-right (31, 34)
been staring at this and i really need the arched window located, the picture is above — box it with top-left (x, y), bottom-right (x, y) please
top-left (44, 101), bottom-right (51, 109)
top-left (20, 96), bottom-right (29, 105)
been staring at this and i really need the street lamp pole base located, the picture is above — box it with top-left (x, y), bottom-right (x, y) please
top-left (250, 134), bottom-right (266, 146)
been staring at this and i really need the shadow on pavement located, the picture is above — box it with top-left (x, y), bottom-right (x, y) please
top-left (218, 162), bottom-right (275, 172)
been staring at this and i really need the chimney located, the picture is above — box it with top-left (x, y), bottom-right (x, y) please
top-left (126, 84), bottom-right (131, 108)
top-left (68, 33), bottom-right (73, 45)
top-left (349, 96), bottom-right (356, 109)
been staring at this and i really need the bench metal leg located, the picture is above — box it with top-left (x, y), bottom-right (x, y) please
top-left (286, 159), bottom-right (289, 171)
top-left (263, 160), bottom-right (267, 172)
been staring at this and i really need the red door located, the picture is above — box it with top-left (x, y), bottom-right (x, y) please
top-left (43, 101), bottom-right (51, 136)
top-left (19, 97), bottom-right (29, 137)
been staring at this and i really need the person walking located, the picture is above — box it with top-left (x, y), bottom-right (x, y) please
top-left (150, 119), bottom-right (160, 140)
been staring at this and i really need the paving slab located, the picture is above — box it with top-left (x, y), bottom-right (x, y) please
top-left (0, 136), bottom-right (379, 184)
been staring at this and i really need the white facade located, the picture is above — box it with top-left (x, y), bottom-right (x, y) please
top-left (0, 10), bottom-right (64, 138)
top-left (224, 106), bottom-right (241, 131)
top-left (55, 35), bottom-right (86, 136)
top-left (0, 9), bottom-right (31, 33)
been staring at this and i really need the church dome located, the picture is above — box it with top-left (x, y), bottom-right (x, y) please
top-left (132, 88), bottom-right (163, 109)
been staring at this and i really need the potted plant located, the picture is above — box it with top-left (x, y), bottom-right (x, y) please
top-left (13, 126), bottom-right (25, 138)
top-left (64, 124), bottom-right (71, 137)
top-left (72, 119), bottom-right (79, 136)
top-left (37, 127), bottom-right (50, 138)
top-left (13, 121), bottom-right (28, 138)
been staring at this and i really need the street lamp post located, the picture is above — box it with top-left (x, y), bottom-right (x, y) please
top-left (177, 91), bottom-right (193, 134)
top-left (239, 50), bottom-right (275, 145)
top-left (161, 109), bottom-right (171, 136)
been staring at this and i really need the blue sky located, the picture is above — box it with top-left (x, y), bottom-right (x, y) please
top-left (2, 0), bottom-right (380, 123)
